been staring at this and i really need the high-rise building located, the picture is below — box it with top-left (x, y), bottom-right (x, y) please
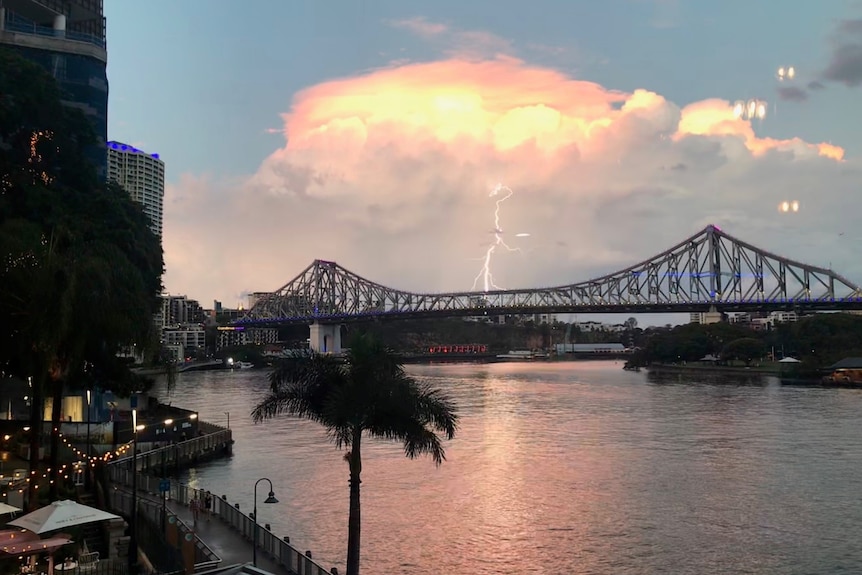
top-left (0, 0), bottom-right (108, 179)
top-left (107, 141), bottom-right (165, 237)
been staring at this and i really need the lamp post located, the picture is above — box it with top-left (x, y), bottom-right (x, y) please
top-left (128, 409), bottom-right (143, 572)
top-left (85, 389), bottom-right (91, 488)
top-left (252, 477), bottom-right (278, 567)
top-left (162, 418), bottom-right (173, 531)
top-left (85, 390), bottom-right (91, 457)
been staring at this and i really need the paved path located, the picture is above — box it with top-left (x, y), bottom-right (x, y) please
top-left (137, 491), bottom-right (290, 574)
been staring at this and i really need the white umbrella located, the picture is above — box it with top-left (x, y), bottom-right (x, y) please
top-left (0, 502), bottom-right (21, 515)
top-left (9, 500), bottom-right (120, 534)
top-left (778, 357), bottom-right (802, 363)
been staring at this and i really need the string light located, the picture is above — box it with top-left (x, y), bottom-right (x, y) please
top-left (58, 432), bottom-right (133, 463)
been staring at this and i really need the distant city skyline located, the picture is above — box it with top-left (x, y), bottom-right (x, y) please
top-left (105, 1), bottom-right (862, 326)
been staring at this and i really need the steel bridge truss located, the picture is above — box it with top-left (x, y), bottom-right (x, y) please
top-left (238, 225), bottom-right (862, 326)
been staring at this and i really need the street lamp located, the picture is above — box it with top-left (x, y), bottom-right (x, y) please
top-left (85, 389), bottom-right (91, 488)
top-left (128, 409), bottom-right (144, 572)
top-left (252, 477), bottom-right (278, 567)
top-left (161, 418), bottom-right (173, 531)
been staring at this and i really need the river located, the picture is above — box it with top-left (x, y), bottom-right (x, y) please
top-left (152, 361), bottom-right (862, 575)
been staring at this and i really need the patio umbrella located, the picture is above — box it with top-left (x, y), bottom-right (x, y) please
top-left (0, 535), bottom-right (72, 555)
top-left (0, 529), bottom-right (38, 545)
top-left (778, 357), bottom-right (802, 363)
top-left (0, 534), bottom-right (73, 575)
top-left (9, 500), bottom-right (120, 534)
top-left (0, 502), bottom-right (21, 515)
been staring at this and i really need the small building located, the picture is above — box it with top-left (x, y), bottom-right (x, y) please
top-left (824, 357), bottom-right (862, 384)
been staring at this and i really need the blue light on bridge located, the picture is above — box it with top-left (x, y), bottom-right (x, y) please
top-left (630, 271), bottom-right (767, 279)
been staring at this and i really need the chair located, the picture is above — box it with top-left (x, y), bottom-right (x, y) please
top-left (76, 552), bottom-right (99, 573)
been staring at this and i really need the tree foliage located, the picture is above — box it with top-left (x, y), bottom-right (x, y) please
top-left (721, 337), bottom-right (766, 365)
top-left (0, 48), bottom-right (163, 384)
top-left (0, 48), bottom-right (164, 504)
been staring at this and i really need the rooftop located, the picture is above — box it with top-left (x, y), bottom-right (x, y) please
top-left (107, 141), bottom-right (162, 161)
top-left (828, 357), bottom-right (862, 370)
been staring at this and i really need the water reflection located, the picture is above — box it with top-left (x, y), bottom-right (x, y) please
top-left (152, 361), bottom-right (862, 575)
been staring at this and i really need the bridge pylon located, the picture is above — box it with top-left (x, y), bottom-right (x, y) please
top-left (309, 321), bottom-right (342, 354)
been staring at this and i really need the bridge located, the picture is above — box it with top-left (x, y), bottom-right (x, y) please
top-left (235, 225), bottom-right (862, 352)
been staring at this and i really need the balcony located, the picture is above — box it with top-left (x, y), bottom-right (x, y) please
top-left (2, 9), bottom-right (105, 50)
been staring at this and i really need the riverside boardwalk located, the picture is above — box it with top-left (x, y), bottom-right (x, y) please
top-left (105, 421), bottom-right (336, 575)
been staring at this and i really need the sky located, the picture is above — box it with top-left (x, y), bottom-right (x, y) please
top-left (105, 0), bottom-right (862, 326)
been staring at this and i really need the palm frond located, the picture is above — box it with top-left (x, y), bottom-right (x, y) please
top-left (362, 372), bottom-right (458, 466)
top-left (251, 387), bottom-right (332, 424)
top-left (402, 425), bottom-right (446, 465)
top-left (251, 333), bottom-right (459, 466)
top-left (252, 351), bottom-right (358, 451)
top-left (411, 382), bottom-right (459, 439)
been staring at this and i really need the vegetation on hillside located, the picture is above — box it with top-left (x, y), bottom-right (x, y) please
top-left (624, 313), bottom-right (862, 371)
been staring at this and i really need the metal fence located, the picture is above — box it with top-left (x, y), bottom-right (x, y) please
top-left (107, 426), bottom-right (336, 575)
top-left (107, 487), bottom-right (212, 572)
top-left (114, 429), bottom-right (233, 474)
top-left (56, 560), bottom-right (182, 575)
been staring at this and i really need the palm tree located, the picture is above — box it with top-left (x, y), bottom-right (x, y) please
top-left (252, 333), bottom-right (458, 575)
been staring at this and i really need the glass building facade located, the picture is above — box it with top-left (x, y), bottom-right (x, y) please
top-left (0, 1), bottom-right (108, 179)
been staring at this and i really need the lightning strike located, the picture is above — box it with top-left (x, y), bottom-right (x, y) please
top-left (471, 183), bottom-right (528, 292)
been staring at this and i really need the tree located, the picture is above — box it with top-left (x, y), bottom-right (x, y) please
top-left (721, 337), bottom-right (766, 366)
top-left (252, 334), bottom-right (458, 575)
top-left (0, 48), bottom-right (164, 505)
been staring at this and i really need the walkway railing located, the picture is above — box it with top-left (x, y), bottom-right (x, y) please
top-left (107, 423), bottom-right (335, 575)
top-left (118, 429), bottom-right (233, 473)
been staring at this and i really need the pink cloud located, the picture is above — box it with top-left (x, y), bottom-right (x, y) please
top-left (162, 57), bottom-right (859, 306)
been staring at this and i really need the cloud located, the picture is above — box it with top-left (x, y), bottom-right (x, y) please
top-left (162, 57), bottom-right (858, 306)
top-left (385, 16), bottom-right (516, 59)
top-left (385, 17), bottom-right (448, 39)
top-left (776, 86), bottom-right (809, 102)
top-left (386, 16), bottom-right (591, 70)
top-left (645, 0), bottom-right (683, 29)
top-left (821, 18), bottom-right (862, 87)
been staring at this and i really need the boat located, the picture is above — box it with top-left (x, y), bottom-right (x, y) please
top-left (495, 350), bottom-right (538, 361)
top-left (225, 358), bottom-right (255, 369)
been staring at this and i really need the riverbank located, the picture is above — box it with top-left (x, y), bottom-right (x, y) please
top-left (642, 362), bottom-right (837, 385)
top-left (645, 363), bottom-right (783, 375)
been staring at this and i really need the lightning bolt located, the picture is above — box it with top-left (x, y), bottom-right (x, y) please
top-left (472, 183), bottom-right (522, 292)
